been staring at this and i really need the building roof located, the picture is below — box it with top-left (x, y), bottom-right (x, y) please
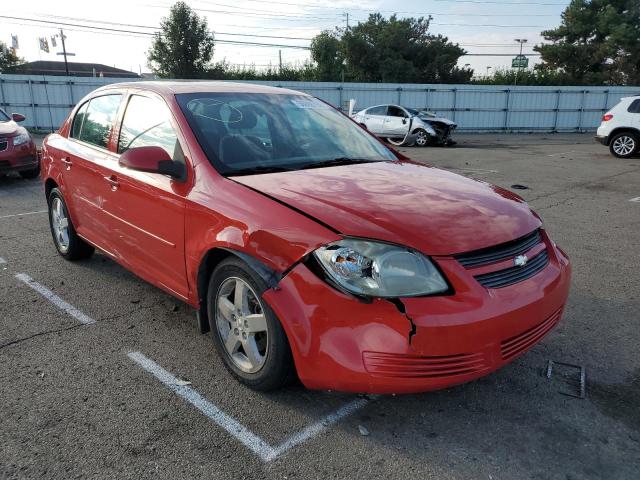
top-left (9, 61), bottom-right (139, 78)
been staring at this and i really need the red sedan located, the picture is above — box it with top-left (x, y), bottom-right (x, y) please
top-left (0, 109), bottom-right (39, 179)
top-left (41, 82), bottom-right (571, 394)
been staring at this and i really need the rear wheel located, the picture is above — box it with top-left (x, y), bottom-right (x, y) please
top-left (207, 257), bottom-right (295, 391)
top-left (47, 188), bottom-right (95, 260)
top-left (609, 132), bottom-right (638, 158)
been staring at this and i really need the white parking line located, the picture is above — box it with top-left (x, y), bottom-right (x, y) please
top-left (0, 210), bottom-right (47, 219)
top-left (128, 351), bottom-right (372, 462)
top-left (15, 273), bottom-right (96, 325)
top-left (629, 197), bottom-right (640, 203)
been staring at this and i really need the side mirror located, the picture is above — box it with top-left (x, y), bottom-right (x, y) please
top-left (12, 113), bottom-right (25, 123)
top-left (401, 118), bottom-right (407, 124)
top-left (119, 146), bottom-right (184, 179)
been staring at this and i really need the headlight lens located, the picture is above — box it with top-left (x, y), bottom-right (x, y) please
top-left (313, 239), bottom-right (448, 297)
top-left (13, 133), bottom-right (30, 146)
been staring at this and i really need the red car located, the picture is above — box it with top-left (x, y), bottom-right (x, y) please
top-left (0, 109), bottom-right (39, 179)
top-left (41, 82), bottom-right (571, 394)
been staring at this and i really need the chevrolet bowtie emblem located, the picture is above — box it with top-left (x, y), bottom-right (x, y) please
top-left (514, 254), bottom-right (528, 267)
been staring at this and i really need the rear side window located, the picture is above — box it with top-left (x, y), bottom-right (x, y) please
top-left (118, 95), bottom-right (183, 162)
top-left (71, 102), bottom-right (88, 138)
top-left (73, 94), bottom-right (122, 149)
top-left (367, 106), bottom-right (387, 116)
top-left (627, 99), bottom-right (640, 113)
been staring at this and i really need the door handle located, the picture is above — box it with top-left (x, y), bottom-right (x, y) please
top-left (60, 157), bottom-right (72, 169)
top-left (103, 175), bottom-right (119, 191)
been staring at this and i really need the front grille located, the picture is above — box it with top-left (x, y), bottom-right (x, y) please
top-left (0, 140), bottom-right (8, 152)
top-left (363, 351), bottom-right (487, 378)
top-left (474, 250), bottom-right (549, 289)
top-left (501, 307), bottom-right (563, 360)
top-left (455, 229), bottom-right (542, 268)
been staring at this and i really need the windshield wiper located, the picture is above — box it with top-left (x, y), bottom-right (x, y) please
top-left (299, 157), bottom-right (382, 170)
top-left (227, 165), bottom-right (296, 176)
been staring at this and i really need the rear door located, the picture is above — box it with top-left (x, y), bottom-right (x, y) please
top-left (362, 106), bottom-right (388, 135)
top-left (101, 92), bottom-right (189, 300)
top-left (65, 93), bottom-right (124, 253)
top-left (383, 106), bottom-right (410, 137)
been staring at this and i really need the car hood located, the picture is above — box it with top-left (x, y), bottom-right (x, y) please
top-left (231, 161), bottom-right (540, 256)
top-left (0, 121), bottom-right (21, 138)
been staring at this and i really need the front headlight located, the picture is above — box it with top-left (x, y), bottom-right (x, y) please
top-left (13, 133), bottom-right (31, 146)
top-left (313, 239), bottom-right (448, 298)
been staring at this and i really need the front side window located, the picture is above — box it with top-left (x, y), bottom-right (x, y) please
top-left (118, 95), bottom-right (182, 162)
top-left (75, 94), bottom-right (122, 149)
top-left (177, 93), bottom-right (397, 176)
top-left (388, 106), bottom-right (407, 118)
top-left (71, 102), bottom-right (89, 139)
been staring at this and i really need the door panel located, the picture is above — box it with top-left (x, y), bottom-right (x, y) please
top-left (362, 106), bottom-right (388, 135)
top-left (383, 106), bottom-right (410, 136)
top-left (104, 93), bottom-right (188, 299)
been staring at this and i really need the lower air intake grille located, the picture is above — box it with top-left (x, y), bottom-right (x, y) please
top-left (474, 250), bottom-right (549, 289)
top-left (0, 141), bottom-right (8, 152)
top-left (363, 351), bottom-right (487, 378)
top-left (501, 307), bottom-right (563, 360)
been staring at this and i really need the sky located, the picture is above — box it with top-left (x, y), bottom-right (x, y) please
top-left (1, 0), bottom-right (571, 77)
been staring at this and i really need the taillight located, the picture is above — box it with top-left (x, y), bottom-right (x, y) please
top-left (602, 114), bottom-right (613, 121)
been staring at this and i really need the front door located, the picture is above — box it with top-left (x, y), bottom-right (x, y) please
top-left (383, 106), bottom-right (410, 137)
top-left (101, 93), bottom-right (189, 300)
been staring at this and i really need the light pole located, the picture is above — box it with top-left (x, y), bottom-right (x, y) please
top-left (514, 38), bottom-right (528, 85)
top-left (486, 66), bottom-right (492, 78)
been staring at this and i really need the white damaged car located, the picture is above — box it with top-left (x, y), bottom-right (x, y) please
top-left (352, 104), bottom-right (457, 147)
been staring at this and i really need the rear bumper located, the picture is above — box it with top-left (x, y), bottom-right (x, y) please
top-left (595, 135), bottom-right (608, 146)
top-left (264, 232), bottom-right (571, 394)
top-left (0, 140), bottom-right (38, 173)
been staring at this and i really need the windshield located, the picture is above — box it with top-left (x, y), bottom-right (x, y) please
top-left (176, 93), bottom-right (397, 175)
top-left (0, 108), bottom-right (10, 122)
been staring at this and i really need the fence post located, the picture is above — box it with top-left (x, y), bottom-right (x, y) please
top-left (602, 90), bottom-right (610, 113)
top-left (28, 79), bottom-right (38, 130)
top-left (397, 87), bottom-right (402, 106)
top-left (338, 85), bottom-right (343, 111)
top-left (452, 88), bottom-right (457, 122)
top-left (552, 90), bottom-right (561, 132)
top-left (503, 89), bottom-right (510, 131)
top-left (68, 80), bottom-right (75, 107)
top-left (0, 77), bottom-right (5, 108)
top-left (425, 88), bottom-right (430, 109)
top-left (577, 89), bottom-right (586, 132)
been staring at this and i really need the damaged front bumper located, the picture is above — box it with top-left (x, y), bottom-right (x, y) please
top-left (262, 241), bottom-right (571, 394)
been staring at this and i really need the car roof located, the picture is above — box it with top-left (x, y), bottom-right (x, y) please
top-left (94, 80), bottom-right (307, 96)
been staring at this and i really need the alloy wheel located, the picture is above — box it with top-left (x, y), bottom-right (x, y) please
top-left (612, 135), bottom-right (635, 156)
top-left (415, 130), bottom-right (429, 147)
top-left (51, 197), bottom-right (70, 253)
top-left (215, 277), bottom-right (268, 373)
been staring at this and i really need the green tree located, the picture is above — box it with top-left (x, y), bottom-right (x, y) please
top-left (535, 0), bottom-right (640, 85)
top-left (311, 14), bottom-right (471, 83)
top-left (0, 41), bottom-right (23, 73)
top-left (147, 2), bottom-right (215, 78)
top-left (310, 31), bottom-right (344, 81)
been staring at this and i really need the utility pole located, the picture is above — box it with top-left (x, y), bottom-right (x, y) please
top-left (60, 29), bottom-right (69, 76)
top-left (343, 12), bottom-right (349, 30)
top-left (278, 49), bottom-right (282, 73)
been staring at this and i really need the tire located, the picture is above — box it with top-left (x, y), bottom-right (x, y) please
top-left (609, 132), bottom-right (638, 158)
top-left (414, 129), bottom-right (431, 147)
top-left (19, 162), bottom-right (40, 179)
top-left (207, 257), bottom-right (295, 391)
top-left (47, 188), bottom-right (95, 260)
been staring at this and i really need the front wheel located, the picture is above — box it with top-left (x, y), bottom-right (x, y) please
top-left (207, 257), bottom-right (295, 391)
top-left (609, 132), bottom-right (638, 158)
top-left (47, 188), bottom-right (95, 260)
top-left (414, 129), bottom-right (431, 147)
